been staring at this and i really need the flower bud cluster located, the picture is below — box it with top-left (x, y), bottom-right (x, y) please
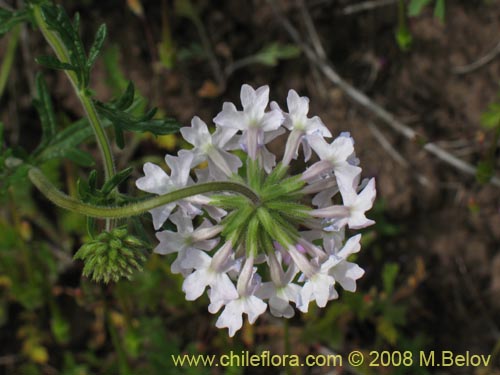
top-left (74, 228), bottom-right (148, 283)
top-left (136, 84), bottom-right (376, 336)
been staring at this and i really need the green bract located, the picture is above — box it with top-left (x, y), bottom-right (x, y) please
top-left (211, 160), bottom-right (310, 256)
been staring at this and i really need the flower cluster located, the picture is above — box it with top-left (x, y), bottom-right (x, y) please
top-left (136, 84), bottom-right (376, 337)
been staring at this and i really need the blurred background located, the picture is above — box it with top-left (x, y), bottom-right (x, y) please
top-left (1, 0), bottom-right (500, 374)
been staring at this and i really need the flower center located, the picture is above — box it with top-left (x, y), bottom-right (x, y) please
top-left (211, 160), bottom-right (310, 258)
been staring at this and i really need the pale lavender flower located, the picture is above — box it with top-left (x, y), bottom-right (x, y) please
top-left (213, 84), bottom-right (283, 160)
top-left (181, 116), bottom-right (241, 180)
top-left (302, 134), bottom-right (361, 188)
top-left (215, 254), bottom-right (267, 337)
top-left (272, 89), bottom-right (332, 165)
top-left (138, 84), bottom-right (375, 336)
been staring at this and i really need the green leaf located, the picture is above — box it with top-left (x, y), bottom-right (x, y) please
top-left (382, 263), bottom-right (400, 296)
top-left (33, 73), bottom-right (57, 152)
top-left (377, 317), bottom-right (399, 345)
top-left (480, 103), bottom-right (500, 129)
top-left (408, 0), bottom-right (432, 17)
top-left (434, 0), bottom-right (445, 23)
top-left (476, 160), bottom-right (494, 184)
top-left (101, 167), bottom-right (133, 195)
top-left (0, 8), bottom-right (30, 38)
top-left (95, 100), bottom-right (182, 136)
top-left (36, 117), bottom-right (112, 164)
top-left (114, 82), bottom-right (136, 110)
top-left (87, 24), bottom-right (107, 70)
top-left (59, 148), bottom-right (95, 167)
top-left (35, 55), bottom-right (77, 71)
top-left (39, 4), bottom-right (89, 87)
top-left (254, 43), bottom-right (301, 66)
top-left (396, 27), bottom-right (413, 51)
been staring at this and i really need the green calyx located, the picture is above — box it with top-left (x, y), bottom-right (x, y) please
top-left (74, 227), bottom-right (148, 283)
top-left (211, 160), bottom-right (310, 256)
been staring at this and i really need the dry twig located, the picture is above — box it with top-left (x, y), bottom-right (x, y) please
top-left (340, 0), bottom-right (398, 15)
top-left (454, 40), bottom-right (500, 75)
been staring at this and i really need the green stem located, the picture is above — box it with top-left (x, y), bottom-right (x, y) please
top-left (31, 4), bottom-right (116, 182)
top-left (28, 167), bottom-right (259, 219)
top-left (0, 25), bottom-right (20, 99)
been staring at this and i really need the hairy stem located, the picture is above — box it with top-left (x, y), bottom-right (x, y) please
top-left (31, 4), bottom-right (116, 181)
top-left (28, 167), bottom-right (259, 219)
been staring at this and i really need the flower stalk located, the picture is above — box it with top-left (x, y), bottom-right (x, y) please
top-left (28, 167), bottom-right (259, 219)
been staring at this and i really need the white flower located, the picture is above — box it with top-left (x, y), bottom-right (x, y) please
top-left (181, 242), bottom-right (238, 302)
top-left (287, 245), bottom-right (337, 313)
top-left (256, 251), bottom-right (301, 318)
top-left (181, 116), bottom-right (241, 180)
top-left (154, 212), bottom-right (221, 275)
top-left (302, 134), bottom-right (361, 188)
top-left (309, 178), bottom-right (376, 230)
top-left (328, 234), bottom-right (364, 292)
top-left (272, 89), bottom-right (331, 165)
top-left (213, 84), bottom-right (283, 160)
top-left (136, 150), bottom-right (199, 229)
top-left (215, 254), bottom-right (267, 337)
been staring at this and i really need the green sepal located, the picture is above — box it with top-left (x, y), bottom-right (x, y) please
top-left (265, 200), bottom-right (310, 220)
top-left (257, 207), bottom-right (292, 247)
top-left (210, 194), bottom-right (248, 210)
top-left (245, 216), bottom-right (260, 257)
top-left (221, 205), bottom-right (254, 241)
top-left (246, 158), bottom-right (264, 191)
top-left (262, 162), bottom-right (288, 188)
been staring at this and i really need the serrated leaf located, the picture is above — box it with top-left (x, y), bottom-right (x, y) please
top-left (0, 8), bottom-right (30, 38)
top-left (114, 82), bottom-right (135, 110)
top-left (408, 0), bottom-right (432, 17)
top-left (40, 4), bottom-right (89, 87)
top-left (87, 24), bottom-right (107, 70)
top-left (33, 74), bottom-right (57, 152)
top-left (95, 101), bottom-right (182, 136)
top-left (101, 167), bottom-right (133, 195)
top-left (35, 55), bottom-right (77, 71)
